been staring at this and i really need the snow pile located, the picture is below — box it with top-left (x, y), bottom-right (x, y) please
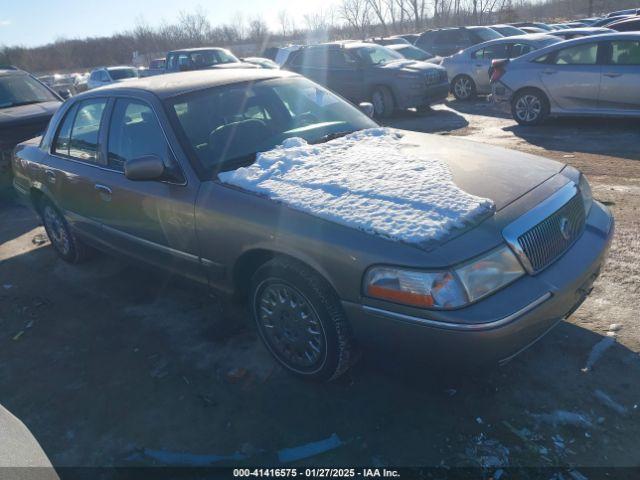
top-left (219, 128), bottom-right (494, 246)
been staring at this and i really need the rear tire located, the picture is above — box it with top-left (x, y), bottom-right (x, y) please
top-left (452, 75), bottom-right (476, 101)
top-left (511, 88), bottom-right (549, 125)
top-left (39, 198), bottom-right (92, 264)
top-left (371, 86), bottom-right (395, 118)
top-left (250, 257), bottom-right (355, 382)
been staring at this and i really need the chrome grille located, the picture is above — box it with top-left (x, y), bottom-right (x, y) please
top-left (517, 193), bottom-right (585, 272)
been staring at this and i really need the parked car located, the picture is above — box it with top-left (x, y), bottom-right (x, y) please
top-left (367, 37), bottom-right (411, 46)
top-left (548, 27), bottom-right (614, 40)
top-left (415, 26), bottom-right (503, 57)
top-left (391, 33), bottom-right (420, 44)
top-left (606, 8), bottom-right (640, 18)
top-left (140, 58), bottom-right (166, 77)
top-left (38, 73), bottom-right (78, 98)
top-left (489, 24), bottom-right (528, 36)
top-left (165, 47), bottom-right (256, 72)
top-left (241, 57), bottom-right (280, 69)
top-left (591, 15), bottom-right (636, 27)
top-left (73, 73), bottom-right (90, 93)
top-left (608, 17), bottom-right (640, 32)
top-left (0, 67), bottom-right (61, 194)
top-left (87, 66), bottom-right (139, 90)
top-left (443, 34), bottom-right (561, 100)
top-left (12, 69), bottom-right (614, 381)
top-left (491, 33), bottom-right (640, 124)
top-left (511, 22), bottom-right (553, 31)
top-left (548, 23), bottom-right (572, 30)
top-left (520, 26), bottom-right (548, 34)
top-left (576, 18), bottom-right (601, 25)
top-left (263, 45), bottom-right (303, 66)
top-left (386, 44), bottom-right (442, 64)
top-left (283, 42), bottom-right (448, 117)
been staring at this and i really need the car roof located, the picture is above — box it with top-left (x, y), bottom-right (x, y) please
top-left (76, 69), bottom-right (296, 99)
top-left (551, 27), bottom-right (613, 34)
top-left (609, 16), bottom-right (640, 26)
top-left (512, 32), bottom-right (640, 62)
top-left (460, 33), bottom-right (558, 51)
top-left (168, 47), bottom-right (229, 54)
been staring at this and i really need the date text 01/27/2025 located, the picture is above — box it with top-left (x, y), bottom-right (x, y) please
top-left (233, 468), bottom-right (401, 478)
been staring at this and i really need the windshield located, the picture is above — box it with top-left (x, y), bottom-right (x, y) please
top-left (396, 45), bottom-right (432, 61)
top-left (108, 68), bottom-right (138, 80)
top-left (0, 74), bottom-right (58, 109)
top-left (353, 45), bottom-right (404, 65)
top-left (166, 76), bottom-right (377, 173)
top-left (469, 27), bottom-right (503, 41)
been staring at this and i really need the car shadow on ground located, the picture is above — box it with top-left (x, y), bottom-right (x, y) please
top-left (383, 107), bottom-right (469, 133)
top-left (445, 97), bottom-right (513, 120)
top-left (1, 233), bottom-right (640, 469)
top-left (504, 117), bottom-right (640, 161)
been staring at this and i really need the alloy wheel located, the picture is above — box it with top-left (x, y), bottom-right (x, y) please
top-left (255, 281), bottom-right (326, 372)
top-left (515, 94), bottom-right (542, 123)
top-left (43, 205), bottom-right (70, 255)
top-left (454, 77), bottom-right (472, 99)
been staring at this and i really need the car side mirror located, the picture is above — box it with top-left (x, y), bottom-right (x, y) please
top-left (358, 102), bottom-right (374, 118)
top-left (124, 155), bottom-right (165, 181)
top-left (58, 89), bottom-right (72, 100)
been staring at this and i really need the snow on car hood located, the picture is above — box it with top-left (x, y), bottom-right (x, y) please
top-left (218, 128), bottom-right (494, 246)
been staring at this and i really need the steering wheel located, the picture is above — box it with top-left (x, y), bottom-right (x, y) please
top-left (295, 112), bottom-right (319, 127)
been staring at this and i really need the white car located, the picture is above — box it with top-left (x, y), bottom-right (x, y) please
top-left (442, 34), bottom-right (561, 100)
top-left (87, 66), bottom-right (139, 90)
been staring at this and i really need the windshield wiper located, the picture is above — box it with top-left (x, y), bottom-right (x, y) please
top-left (311, 130), bottom-right (357, 144)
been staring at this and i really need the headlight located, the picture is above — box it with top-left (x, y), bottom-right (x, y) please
top-left (363, 246), bottom-right (525, 310)
top-left (455, 246), bottom-right (525, 303)
top-left (363, 267), bottom-right (468, 309)
top-left (579, 174), bottom-right (593, 216)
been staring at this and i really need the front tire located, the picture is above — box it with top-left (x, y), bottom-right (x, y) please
top-left (452, 75), bottom-right (476, 101)
top-left (250, 257), bottom-right (355, 382)
top-left (371, 86), bottom-right (395, 118)
top-left (511, 88), bottom-right (549, 125)
top-left (39, 198), bottom-right (92, 263)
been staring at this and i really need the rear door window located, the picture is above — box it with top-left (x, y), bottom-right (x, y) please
top-left (68, 99), bottom-right (107, 162)
top-left (553, 43), bottom-right (598, 65)
top-left (473, 43), bottom-right (509, 60)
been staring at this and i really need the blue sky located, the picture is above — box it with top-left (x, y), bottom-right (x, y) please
top-left (0, 0), bottom-right (339, 47)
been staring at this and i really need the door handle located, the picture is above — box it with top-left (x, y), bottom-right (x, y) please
top-left (603, 72), bottom-right (622, 78)
top-left (94, 184), bottom-right (112, 201)
top-left (45, 169), bottom-right (56, 184)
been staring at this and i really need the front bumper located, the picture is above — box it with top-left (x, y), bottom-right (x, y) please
top-left (343, 201), bottom-right (614, 365)
top-left (398, 81), bottom-right (449, 109)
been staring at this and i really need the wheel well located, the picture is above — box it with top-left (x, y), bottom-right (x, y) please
top-left (232, 249), bottom-right (277, 302)
top-left (232, 249), bottom-right (335, 304)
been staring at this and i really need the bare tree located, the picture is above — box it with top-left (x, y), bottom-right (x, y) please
top-left (277, 10), bottom-right (292, 37)
top-left (340, 0), bottom-right (372, 38)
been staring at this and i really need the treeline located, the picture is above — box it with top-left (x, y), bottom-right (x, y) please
top-left (1, 0), bottom-right (638, 74)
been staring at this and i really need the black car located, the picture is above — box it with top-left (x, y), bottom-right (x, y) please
top-left (165, 47), bottom-right (257, 72)
top-left (283, 42), bottom-right (448, 117)
top-left (415, 26), bottom-right (503, 57)
top-left (0, 67), bottom-right (61, 195)
top-left (608, 17), bottom-right (640, 32)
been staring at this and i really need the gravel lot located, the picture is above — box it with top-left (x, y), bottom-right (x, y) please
top-left (1, 99), bottom-right (639, 476)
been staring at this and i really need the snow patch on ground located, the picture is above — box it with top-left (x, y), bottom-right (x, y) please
top-left (219, 128), bottom-right (494, 246)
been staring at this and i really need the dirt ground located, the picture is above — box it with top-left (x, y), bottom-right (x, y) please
top-left (1, 99), bottom-right (639, 477)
